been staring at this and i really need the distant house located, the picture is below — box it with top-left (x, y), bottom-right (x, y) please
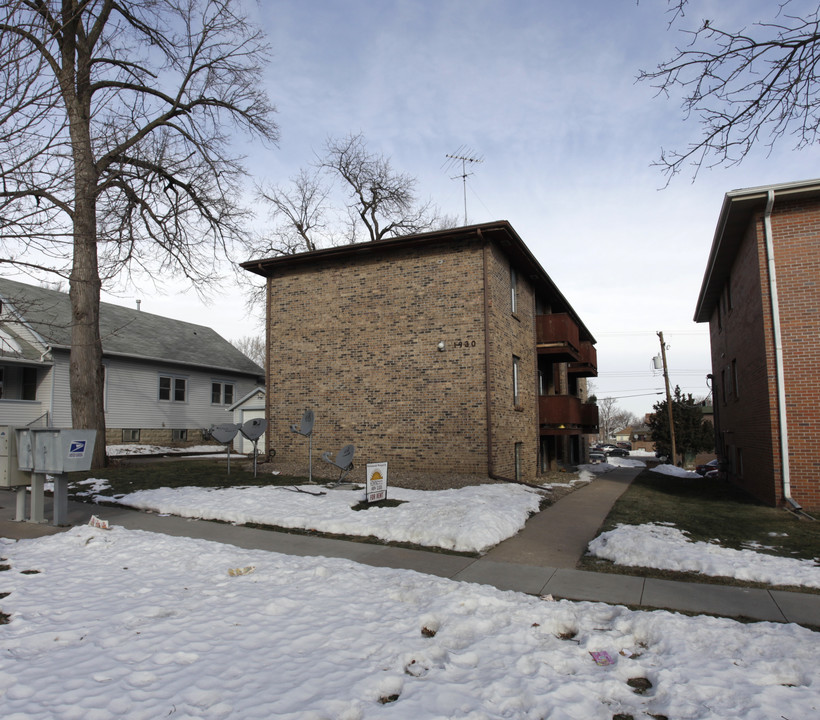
top-left (694, 178), bottom-right (820, 512)
top-left (0, 278), bottom-right (264, 449)
top-left (614, 424), bottom-right (654, 453)
top-left (242, 221), bottom-right (598, 485)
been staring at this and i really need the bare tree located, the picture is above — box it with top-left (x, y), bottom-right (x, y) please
top-left (255, 168), bottom-right (331, 255)
top-left (640, 0), bottom-right (820, 180)
top-left (231, 335), bottom-right (265, 368)
top-left (0, 0), bottom-right (277, 466)
top-left (596, 397), bottom-right (637, 442)
top-left (322, 132), bottom-right (443, 242)
top-left (252, 132), bottom-right (453, 260)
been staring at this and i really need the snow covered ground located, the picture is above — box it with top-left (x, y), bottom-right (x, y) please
top-left (1, 525), bottom-right (817, 720)
top-left (107, 444), bottom-right (225, 457)
top-left (4, 456), bottom-right (819, 718)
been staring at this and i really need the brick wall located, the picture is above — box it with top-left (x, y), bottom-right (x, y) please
top-left (484, 243), bottom-right (539, 482)
top-left (769, 199), bottom-right (820, 510)
top-left (264, 239), bottom-right (491, 484)
top-left (712, 199), bottom-right (820, 511)
top-left (710, 217), bottom-right (779, 505)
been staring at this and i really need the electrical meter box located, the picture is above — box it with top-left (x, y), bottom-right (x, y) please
top-left (0, 426), bottom-right (29, 487)
top-left (15, 427), bottom-right (96, 474)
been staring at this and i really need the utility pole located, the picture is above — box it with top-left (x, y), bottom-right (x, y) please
top-left (444, 147), bottom-right (483, 224)
top-left (657, 331), bottom-right (677, 465)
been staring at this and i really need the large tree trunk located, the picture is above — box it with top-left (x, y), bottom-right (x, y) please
top-left (68, 98), bottom-right (107, 468)
top-left (69, 177), bottom-right (107, 469)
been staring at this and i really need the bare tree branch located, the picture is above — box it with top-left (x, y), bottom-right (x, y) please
top-left (639, 0), bottom-right (820, 181)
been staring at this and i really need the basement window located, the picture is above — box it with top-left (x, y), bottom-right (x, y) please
top-left (172, 429), bottom-right (188, 442)
top-left (122, 429), bottom-right (140, 442)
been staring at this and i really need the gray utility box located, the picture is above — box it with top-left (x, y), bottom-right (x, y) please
top-left (0, 426), bottom-right (30, 487)
top-left (15, 428), bottom-right (97, 474)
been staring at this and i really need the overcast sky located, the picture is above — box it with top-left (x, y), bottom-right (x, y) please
top-left (101, 0), bottom-right (820, 418)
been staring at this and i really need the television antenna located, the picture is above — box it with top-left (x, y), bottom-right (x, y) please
top-left (444, 146), bottom-right (483, 224)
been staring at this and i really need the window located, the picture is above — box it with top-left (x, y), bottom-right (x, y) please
top-left (159, 375), bottom-right (187, 402)
top-left (514, 442), bottom-right (523, 483)
top-left (172, 429), bottom-right (188, 442)
top-left (122, 429), bottom-right (140, 442)
top-left (510, 266), bottom-right (518, 314)
top-left (211, 381), bottom-right (235, 405)
top-left (22, 367), bottom-right (37, 401)
top-left (513, 355), bottom-right (520, 406)
top-left (731, 359), bottom-right (739, 398)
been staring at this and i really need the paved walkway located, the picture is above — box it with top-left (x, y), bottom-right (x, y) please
top-left (1, 469), bottom-right (818, 627)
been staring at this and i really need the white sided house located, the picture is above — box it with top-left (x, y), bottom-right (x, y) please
top-left (0, 278), bottom-right (263, 449)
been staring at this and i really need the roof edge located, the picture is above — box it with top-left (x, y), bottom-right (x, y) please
top-left (694, 177), bottom-right (820, 323)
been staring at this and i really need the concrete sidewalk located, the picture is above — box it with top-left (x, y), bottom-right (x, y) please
top-left (1, 471), bottom-right (818, 627)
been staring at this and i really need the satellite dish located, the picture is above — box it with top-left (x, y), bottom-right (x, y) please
top-left (335, 444), bottom-right (355, 469)
top-left (210, 423), bottom-right (240, 444)
top-left (240, 417), bottom-right (267, 441)
top-left (290, 408), bottom-right (315, 437)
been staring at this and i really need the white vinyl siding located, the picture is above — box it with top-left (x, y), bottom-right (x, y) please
top-left (1, 351), bottom-right (260, 431)
top-left (102, 357), bottom-right (260, 429)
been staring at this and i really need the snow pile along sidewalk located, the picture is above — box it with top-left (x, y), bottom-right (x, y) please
top-left (90, 483), bottom-right (545, 553)
top-left (588, 522), bottom-right (820, 589)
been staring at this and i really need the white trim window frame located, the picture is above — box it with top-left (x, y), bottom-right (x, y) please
top-left (159, 374), bottom-right (188, 403)
top-left (211, 380), bottom-right (235, 405)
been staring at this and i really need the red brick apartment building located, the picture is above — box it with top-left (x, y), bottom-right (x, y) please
top-left (243, 221), bottom-right (598, 486)
top-left (694, 179), bottom-right (820, 512)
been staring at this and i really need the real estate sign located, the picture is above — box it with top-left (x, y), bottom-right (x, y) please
top-left (366, 462), bottom-right (388, 503)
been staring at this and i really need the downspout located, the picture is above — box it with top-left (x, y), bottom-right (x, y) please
top-left (264, 276), bottom-right (273, 461)
top-left (763, 190), bottom-right (801, 510)
top-left (479, 229), bottom-right (496, 478)
top-left (48, 346), bottom-right (55, 426)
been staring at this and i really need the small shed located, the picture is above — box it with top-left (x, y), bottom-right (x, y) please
top-left (229, 387), bottom-right (266, 454)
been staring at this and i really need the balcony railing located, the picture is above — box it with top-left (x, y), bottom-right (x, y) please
top-left (535, 313), bottom-right (580, 362)
top-left (568, 341), bottom-right (598, 377)
top-left (538, 394), bottom-right (598, 434)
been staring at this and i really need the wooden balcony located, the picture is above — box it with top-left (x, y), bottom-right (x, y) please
top-left (535, 313), bottom-right (580, 363)
top-left (538, 394), bottom-right (599, 434)
top-left (568, 341), bottom-right (598, 377)
top-left (581, 402), bottom-right (599, 433)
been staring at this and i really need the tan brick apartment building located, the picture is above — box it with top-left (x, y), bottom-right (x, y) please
top-left (695, 179), bottom-right (820, 512)
top-left (243, 221), bottom-right (598, 485)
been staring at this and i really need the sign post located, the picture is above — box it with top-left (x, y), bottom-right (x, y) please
top-left (366, 462), bottom-right (388, 503)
